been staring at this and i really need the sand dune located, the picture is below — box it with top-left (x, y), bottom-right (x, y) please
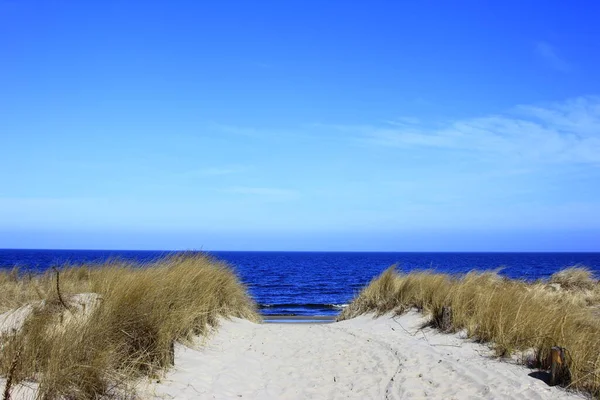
top-left (139, 312), bottom-right (583, 400)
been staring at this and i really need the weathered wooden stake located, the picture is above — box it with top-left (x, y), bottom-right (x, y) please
top-left (439, 306), bottom-right (453, 332)
top-left (550, 346), bottom-right (571, 386)
top-left (168, 341), bottom-right (175, 366)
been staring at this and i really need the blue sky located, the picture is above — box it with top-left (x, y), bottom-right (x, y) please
top-left (1, 1), bottom-right (599, 251)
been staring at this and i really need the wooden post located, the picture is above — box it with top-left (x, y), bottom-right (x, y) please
top-left (168, 341), bottom-right (175, 366)
top-left (550, 346), bottom-right (571, 386)
top-left (440, 306), bottom-right (452, 332)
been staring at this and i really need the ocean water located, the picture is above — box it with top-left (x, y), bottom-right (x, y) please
top-left (1, 249), bottom-right (600, 316)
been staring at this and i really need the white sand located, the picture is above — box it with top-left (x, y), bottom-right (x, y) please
top-left (0, 303), bottom-right (36, 337)
top-left (0, 293), bottom-right (102, 337)
top-left (139, 312), bottom-right (584, 400)
top-left (0, 380), bottom-right (37, 400)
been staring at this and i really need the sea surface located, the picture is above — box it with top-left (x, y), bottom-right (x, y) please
top-left (1, 249), bottom-right (600, 316)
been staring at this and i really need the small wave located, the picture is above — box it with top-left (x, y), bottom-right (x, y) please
top-left (330, 304), bottom-right (348, 309)
top-left (258, 303), bottom-right (348, 310)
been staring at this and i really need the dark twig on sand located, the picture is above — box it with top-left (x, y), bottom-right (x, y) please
top-left (52, 266), bottom-right (70, 310)
top-left (2, 346), bottom-right (22, 400)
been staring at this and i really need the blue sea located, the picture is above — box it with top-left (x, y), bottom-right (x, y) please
top-left (1, 249), bottom-right (600, 316)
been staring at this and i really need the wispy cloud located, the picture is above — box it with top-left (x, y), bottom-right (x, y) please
top-left (207, 123), bottom-right (299, 140)
top-left (192, 166), bottom-right (247, 176)
top-left (535, 42), bottom-right (570, 72)
top-left (381, 117), bottom-right (421, 127)
top-left (210, 122), bottom-right (327, 141)
top-left (224, 186), bottom-right (299, 201)
top-left (352, 96), bottom-right (600, 165)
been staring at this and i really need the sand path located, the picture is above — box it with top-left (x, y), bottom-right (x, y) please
top-left (140, 312), bottom-right (583, 400)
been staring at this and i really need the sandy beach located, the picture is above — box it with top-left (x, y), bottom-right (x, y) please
top-left (0, 310), bottom-right (588, 399)
top-left (137, 311), bottom-right (582, 400)
top-left (2, 260), bottom-right (596, 399)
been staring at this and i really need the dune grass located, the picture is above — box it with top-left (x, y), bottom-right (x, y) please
top-left (549, 266), bottom-right (598, 291)
top-left (339, 265), bottom-right (600, 396)
top-left (0, 253), bottom-right (259, 399)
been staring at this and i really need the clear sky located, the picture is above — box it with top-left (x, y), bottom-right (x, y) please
top-left (1, 1), bottom-right (599, 251)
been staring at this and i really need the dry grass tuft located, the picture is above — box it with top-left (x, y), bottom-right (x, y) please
top-left (339, 266), bottom-right (600, 396)
top-left (0, 253), bottom-right (259, 399)
top-left (549, 266), bottom-right (597, 290)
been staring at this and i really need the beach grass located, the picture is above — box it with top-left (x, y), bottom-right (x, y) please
top-left (0, 253), bottom-right (259, 399)
top-left (338, 265), bottom-right (600, 396)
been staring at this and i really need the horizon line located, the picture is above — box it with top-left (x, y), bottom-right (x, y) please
top-left (1, 248), bottom-right (599, 254)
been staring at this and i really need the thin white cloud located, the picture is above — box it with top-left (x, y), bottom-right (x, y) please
top-left (208, 122), bottom-right (305, 141)
top-left (357, 96), bottom-right (600, 165)
top-left (382, 117), bottom-right (421, 127)
top-left (194, 166), bottom-right (246, 176)
top-left (535, 42), bottom-right (570, 72)
top-left (224, 186), bottom-right (299, 200)
top-left (211, 122), bottom-right (333, 142)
